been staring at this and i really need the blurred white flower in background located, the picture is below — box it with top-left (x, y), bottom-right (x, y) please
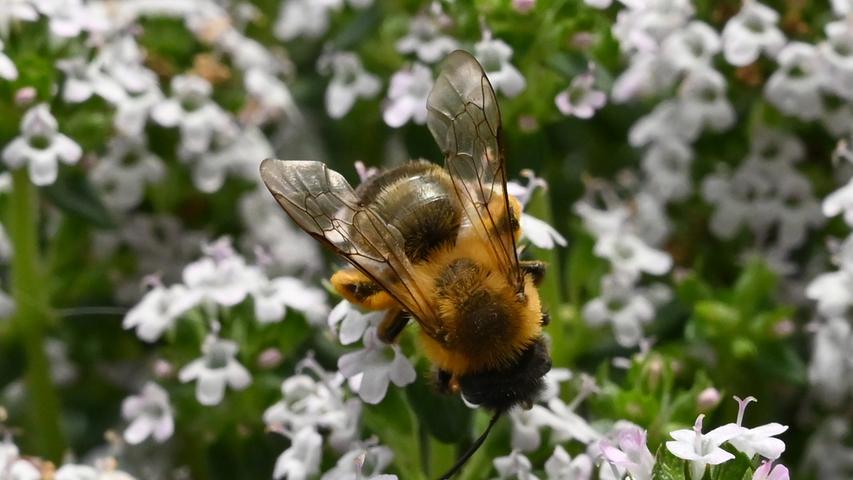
top-left (820, 20), bottom-right (853, 101)
top-left (2, 103), bottom-right (82, 186)
top-left (272, 426), bottom-right (322, 480)
top-left (0, 0), bottom-right (38, 38)
top-left (599, 427), bottom-right (655, 480)
top-left (54, 458), bottom-right (136, 480)
top-left (662, 21), bottom-right (721, 72)
top-left (57, 56), bottom-right (125, 104)
top-left (250, 276), bottom-right (328, 325)
top-left (677, 68), bottom-right (735, 133)
top-left (179, 336), bottom-right (252, 406)
top-left (544, 445), bottom-right (593, 480)
top-left (0, 438), bottom-right (41, 480)
top-left (806, 317), bottom-right (853, 406)
top-left (33, 0), bottom-right (109, 38)
top-left (721, 1), bottom-right (786, 66)
top-left (507, 171), bottom-right (567, 249)
top-left (396, 13), bottom-right (458, 64)
top-left (275, 0), bottom-right (341, 41)
top-left (90, 136), bottom-right (165, 212)
top-left (123, 283), bottom-right (201, 342)
top-left (383, 63), bottom-right (433, 127)
top-left (318, 51), bottom-right (381, 119)
top-left (493, 450), bottom-right (539, 480)
top-left (151, 74), bottom-right (235, 157)
top-left (182, 240), bottom-right (263, 308)
top-left (555, 71), bottom-right (607, 119)
top-left (121, 382), bottom-right (174, 444)
top-left (321, 444), bottom-right (395, 480)
top-left (474, 37), bottom-right (526, 98)
top-left (765, 43), bottom-right (827, 120)
top-left (583, 273), bottom-right (655, 347)
top-left (0, 39), bottom-right (18, 80)
top-left (641, 140), bottom-right (693, 201)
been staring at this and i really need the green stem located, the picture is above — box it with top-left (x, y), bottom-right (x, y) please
top-left (8, 170), bottom-right (65, 461)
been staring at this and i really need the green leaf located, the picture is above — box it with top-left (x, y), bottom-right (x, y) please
top-left (652, 444), bottom-right (687, 480)
top-left (42, 171), bottom-right (115, 229)
top-left (405, 365), bottom-right (473, 443)
top-left (732, 260), bottom-right (776, 315)
top-left (710, 451), bottom-right (753, 480)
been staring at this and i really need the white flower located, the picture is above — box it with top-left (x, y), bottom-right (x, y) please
top-left (178, 337), bottom-right (252, 406)
top-left (820, 21), bottom-right (853, 100)
top-left (34, 0), bottom-right (109, 38)
top-left (0, 439), bottom-right (41, 480)
top-left (662, 21), bottom-right (721, 72)
top-left (91, 136), bottom-right (165, 212)
top-left (806, 270), bottom-right (853, 318)
top-left (629, 101), bottom-right (699, 147)
top-left (121, 382), bottom-right (174, 444)
top-left (584, 0), bottom-right (612, 9)
top-left (555, 72), bottom-right (607, 119)
top-left (383, 63), bottom-right (433, 128)
top-left (151, 75), bottom-right (235, 156)
top-left (395, 14), bottom-right (458, 64)
top-left (749, 128), bottom-right (805, 165)
top-left (55, 459), bottom-right (136, 480)
top-left (2, 103), bottom-right (82, 186)
top-left (807, 318), bottom-right (853, 406)
top-left (0, 1), bottom-right (38, 38)
top-left (823, 176), bottom-right (853, 226)
top-left (273, 427), bottom-right (323, 480)
top-left (666, 414), bottom-right (742, 480)
top-left (594, 232), bottom-right (672, 279)
top-left (182, 245), bottom-right (263, 308)
top-left (337, 327), bottom-right (416, 404)
top-left (0, 39), bottom-right (17, 80)
top-left (328, 300), bottom-right (384, 345)
top-left (727, 396), bottom-right (788, 460)
top-left (612, 54), bottom-right (679, 102)
top-left (612, 0), bottom-right (694, 54)
top-left (507, 171), bottom-right (567, 249)
top-left (321, 444), bottom-right (394, 480)
top-left (678, 67), bottom-right (735, 133)
top-left (474, 38), bottom-right (526, 98)
top-left (320, 52), bottom-right (381, 119)
top-left (251, 276), bottom-right (328, 324)
top-left (528, 397), bottom-right (601, 445)
top-left (584, 273), bottom-right (655, 347)
top-left (599, 427), bottom-right (655, 480)
top-left (752, 461), bottom-right (789, 480)
top-left (274, 0), bottom-right (342, 41)
top-left (765, 42), bottom-right (827, 120)
top-left (191, 126), bottom-right (272, 193)
top-left (721, 1), bottom-right (786, 66)
top-left (493, 450), bottom-right (539, 480)
top-left (56, 56), bottom-right (125, 104)
top-left (641, 140), bottom-right (694, 201)
top-left (544, 446), bottom-right (593, 480)
top-left (243, 68), bottom-right (297, 124)
top-left (831, 0), bottom-right (853, 17)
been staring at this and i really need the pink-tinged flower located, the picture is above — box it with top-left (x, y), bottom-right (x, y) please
top-left (729, 396), bottom-right (788, 460)
top-left (697, 387), bottom-right (722, 411)
top-left (179, 337), bottom-right (252, 406)
top-left (338, 327), bottom-right (416, 404)
top-left (753, 461), bottom-right (789, 480)
top-left (513, 0), bottom-right (536, 14)
top-left (121, 382), bottom-right (174, 444)
top-left (666, 414), bottom-right (743, 480)
top-left (383, 63), bottom-right (433, 127)
top-left (600, 427), bottom-right (655, 480)
top-left (474, 37), bottom-right (526, 98)
top-left (2, 104), bottom-right (82, 186)
top-left (555, 72), bottom-right (607, 119)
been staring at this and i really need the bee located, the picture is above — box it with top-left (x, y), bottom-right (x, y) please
top-left (260, 50), bottom-right (552, 478)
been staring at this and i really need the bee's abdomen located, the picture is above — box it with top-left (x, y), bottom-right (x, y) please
top-left (358, 161), bottom-right (461, 264)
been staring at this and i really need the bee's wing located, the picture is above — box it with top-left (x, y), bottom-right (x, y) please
top-left (260, 159), bottom-right (437, 331)
top-left (426, 50), bottom-right (522, 290)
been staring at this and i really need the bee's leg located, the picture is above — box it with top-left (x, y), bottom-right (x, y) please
top-left (330, 267), bottom-right (396, 311)
top-left (434, 369), bottom-right (460, 395)
top-left (520, 260), bottom-right (546, 286)
top-left (377, 307), bottom-right (409, 343)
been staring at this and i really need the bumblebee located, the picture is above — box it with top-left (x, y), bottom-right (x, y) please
top-left (260, 51), bottom-right (552, 478)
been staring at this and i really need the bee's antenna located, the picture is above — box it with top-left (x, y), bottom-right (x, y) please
top-left (438, 410), bottom-right (503, 480)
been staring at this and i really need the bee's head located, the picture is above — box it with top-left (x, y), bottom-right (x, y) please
top-left (457, 336), bottom-right (551, 411)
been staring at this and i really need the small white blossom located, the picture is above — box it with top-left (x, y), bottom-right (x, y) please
top-left (33, 0), bottom-right (109, 38)
top-left (721, 1), bottom-right (786, 66)
top-left (321, 444), bottom-right (394, 480)
top-left (474, 37), bottom-right (526, 98)
top-left (765, 42), bottom-right (827, 120)
top-left (599, 427), bottom-right (655, 480)
top-left (807, 317), bottom-right (853, 406)
top-left (752, 461), bottom-right (790, 480)
top-left (594, 232), bottom-right (672, 279)
top-left (55, 459), bottom-right (136, 480)
top-left (251, 276), bottom-right (328, 324)
top-left (274, 0), bottom-right (342, 41)
top-left (151, 75), bottom-right (235, 156)
top-left (179, 336), bottom-right (252, 406)
top-left (91, 136), bottom-right (165, 212)
top-left (319, 52), bottom-right (381, 119)
top-left (493, 450), bottom-right (539, 480)
top-left (544, 446), bottom-right (593, 480)
top-left (182, 243), bottom-right (263, 308)
top-left (663, 21), bottom-right (721, 72)
top-left (727, 396), bottom-right (788, 460)
top-left (555, 72), bottom-right (607, 119)
top-left (328, 300), bottom-right (384, 345)
top-left (121, 382), bottom-right (174, 444)
top-left (337, 327), bottom-right (416, 404)
top-left (666, 414), bottom-right (742, 480)
top-left (0, 39), bottom-right (17, 80)
top-left (57, 56), bottom-right (124, 104)
top-left (395, 14), bottom-right (458, 64)
top-left (273, 427), bottom-right (323, 480)
top-left (820, 20), bottom-right (853, 100)
top-left (383, 63), bottom-right (433, 127)
top-left (0, 1), bottom-right (38, 38)
top-left (641, 140), bottom-right (694, 201)
top-left (678, 67), bottom-right (735, 133)
top-left (612, 54), bottom-right (679, 102)
top-left (2, 104), bottom-right (82, 186)
top-left (584, 273), bottom-right (655, 347)
top-left (0, 439), bottom-right (41, 480)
